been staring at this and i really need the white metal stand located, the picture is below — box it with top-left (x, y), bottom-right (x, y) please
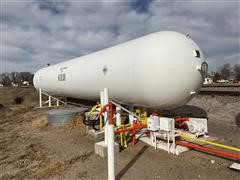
top-left (116, 106), bottom-right (121, 127)
top-left (167, 131), bottom-right (170, 153)
top-left (171, 119), bottom-right (176, 154)
top-left (108, 124), bottom-right (115, 180)
top-left (129, 106), bottom-right (134, 124)
top-left (111, 101), bottom-right (137, 118)
top-left (101, 88), bottom-right (115, 180)
top-left (151, 131), bottom-right (157, 149)
top-left (100, 91), bottom-right (104, 107)
top-left (104, 88), bottom-right (109, 144)
top-left (39, 88), bottom-right (42, 108)
top-left (38, 88), bottom-right (66, 108)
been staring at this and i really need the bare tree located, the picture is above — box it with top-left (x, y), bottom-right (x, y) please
top-left (233, 64), bottom-right (240, 79)
top-left (18, 72), bottom-right (34, 83)
top-left (0, 72), bottom-right (34, 86)
top-left (213, 72), bottom-right (220, 82)
top-left (218, 63), bottom-right (231, 80)
top-left (9, 72), bottom-right (19, 84)
top-left (0, 73), bottom-right (11, 86)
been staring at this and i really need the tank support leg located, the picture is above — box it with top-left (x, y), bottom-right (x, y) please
top-left (116, 106), bottom-right (121, 127)
top-left (129, 106), bottom-right (134, 125)
top-left (39, 88), bottom-right (42, 108)
top-left (104, 88), bottom-right (109, 144)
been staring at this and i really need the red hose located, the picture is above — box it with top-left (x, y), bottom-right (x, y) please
top-left (176, 140), bottom-right (240, 161)
top-left (115, 122), bottom-right (147, 146)
top-left (175, 117), bottom-right (189, 122)
top-left (109, 101), bottom-right (113, 124)
top-left (99, 104), bottom-right (109, 117)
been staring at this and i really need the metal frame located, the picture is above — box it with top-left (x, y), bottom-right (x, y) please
top-left (39, 88), bottom-right (66, 108)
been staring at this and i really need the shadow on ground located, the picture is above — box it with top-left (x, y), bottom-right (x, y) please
top-left (162, 105), bottom-right (207, 118)
top-left (116, 146), bottom-right (148, 180)
top-left (235, 113), bottom-right (240, 128)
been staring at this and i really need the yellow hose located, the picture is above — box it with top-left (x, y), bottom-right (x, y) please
top-left (87, 103), bottom-right (102, 131)
top-left (116, 123), bottom-right (131, 129)
top-left (180, 133), bottom-right (240, 152)
top-left (88, 104), bottom-right (99, 115)
top-left (99, 115), bottom-right (103, 131)
top-left (120, 133), bottom-right (123, 146)
top-left (124, 132), bottom-right (127, 147)
top-left (135, 109), bottom-right (147, 125)
top-left (117, 124), bottom-right (128, 147)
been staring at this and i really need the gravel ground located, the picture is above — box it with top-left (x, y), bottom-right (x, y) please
top-left (0, 87), bottom-right (239, 180)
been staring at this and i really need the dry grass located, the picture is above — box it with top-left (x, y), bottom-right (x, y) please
top-left (0, 87), bottom-right (239, 180)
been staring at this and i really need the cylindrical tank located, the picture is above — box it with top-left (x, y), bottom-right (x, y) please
top-left (33, 31), bottom-right (207, 109)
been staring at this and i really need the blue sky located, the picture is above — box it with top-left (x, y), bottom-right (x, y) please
top-left (1, 0), bottom-right (239, 73)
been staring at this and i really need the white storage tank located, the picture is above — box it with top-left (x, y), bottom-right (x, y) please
top-left (33, 31), bottom-right (207, 109)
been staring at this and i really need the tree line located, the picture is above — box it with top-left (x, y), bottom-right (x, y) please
top-left (0, 72), bottom-right (34, 86)
top-left (210, 63), bottom-right (240, 82)
top-left (0, 63), bottom-right (239, 86)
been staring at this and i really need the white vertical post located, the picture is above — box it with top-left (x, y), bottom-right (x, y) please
top-left (154, 132), bottom-right (157, 149)
top-left (100, 91), bottom-right (104, 131)
top-left (100, 91), bottom-right (104, 107)
top-left (167, 132), bottom-right (170, 153)
top-left (116, 106), bottom-right (121, 127)
top-left (56, 100), bottom-right (59, 106)
top-left (64, 97), bottom-right (67, 106)
top-left (104, 88), bottom-right (109, 144)
top-left (39, 88), bottom-right (42, 108)
top-left (129, 106), bottom-right (134, 124)
top-left (150, 131), bottom-right (156, 149)
top-left (172, 119), bottom-right (175, 154)
top-left (48, 96), bottom-right (51, 107)
top-left (108, 124), bottom-right (115, 180)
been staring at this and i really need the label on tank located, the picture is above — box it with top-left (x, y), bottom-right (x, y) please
top-left (102, 65), bottom-right (108, 76)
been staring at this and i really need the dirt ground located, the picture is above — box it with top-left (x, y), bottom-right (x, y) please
top-left (0, 87), bottom-right (239, 180)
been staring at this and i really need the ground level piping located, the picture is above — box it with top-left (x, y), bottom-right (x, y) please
top-left (176, 140), bottom-right (240, 161)
top-left (180, 134), bottom-right (240, 152)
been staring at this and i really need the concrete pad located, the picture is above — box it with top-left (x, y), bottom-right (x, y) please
top-left (88, 129), bottom-right (104, 140)
top-left (140, 136), bottom-right (189, 155)
top-left (94, 141), bottom-right (119, 158)
top-left (229, 163), bottom-right (240, 171)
